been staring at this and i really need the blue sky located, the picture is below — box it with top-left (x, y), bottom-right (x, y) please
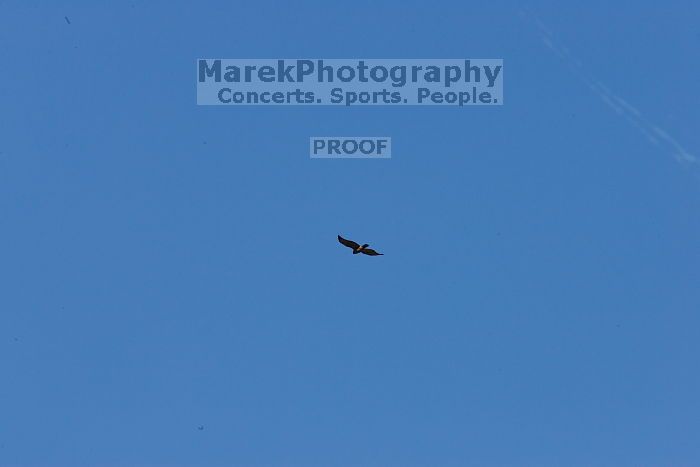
top-left (1, 1), bottom-right (699, 466)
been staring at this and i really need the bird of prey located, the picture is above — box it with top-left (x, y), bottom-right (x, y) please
top-left (338, 235), bottom-right (384, 256)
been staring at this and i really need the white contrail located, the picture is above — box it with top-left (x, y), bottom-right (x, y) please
top-left (521, 9), bottom-right (697, 170)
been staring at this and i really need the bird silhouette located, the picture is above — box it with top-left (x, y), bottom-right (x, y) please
top-left (338, 235), bottom-right (383, 256)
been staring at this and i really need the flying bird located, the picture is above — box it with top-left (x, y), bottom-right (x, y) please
top-left (338, 235), bottom-right (383, 256)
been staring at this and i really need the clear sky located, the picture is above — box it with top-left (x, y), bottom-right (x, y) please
top-left (1, 1), bottom-right (699, 466)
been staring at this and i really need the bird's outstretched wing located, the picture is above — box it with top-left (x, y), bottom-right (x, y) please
top-left (338, 235), bottom-right (360, 250)
top-left (360, 248), bottom-right (383, 256)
